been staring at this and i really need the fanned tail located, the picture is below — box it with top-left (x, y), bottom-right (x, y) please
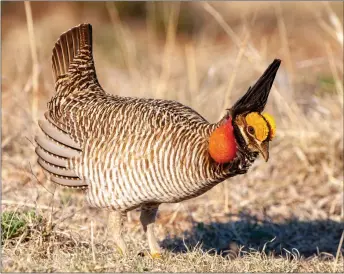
top-left (49, 23), bottom-right (103, 121)
top-left (44, 23), bottom-right (104, 153)
top-left (52, 23), bottom-right (94, 82)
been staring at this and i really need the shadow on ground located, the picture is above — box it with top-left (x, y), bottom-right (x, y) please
top-left (161, 214), bottom-right (344, 259)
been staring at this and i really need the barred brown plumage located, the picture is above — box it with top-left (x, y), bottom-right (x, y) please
top-left (35, 23), bottom-right (281, 257)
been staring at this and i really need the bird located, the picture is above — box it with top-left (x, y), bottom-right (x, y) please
top-left (35, 23), bottom-right (280, 258)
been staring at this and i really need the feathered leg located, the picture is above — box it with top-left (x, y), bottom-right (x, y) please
top-left (140, 204), bottom-right (161, 258)
top-left (108, 211), bottom-right (128, 256)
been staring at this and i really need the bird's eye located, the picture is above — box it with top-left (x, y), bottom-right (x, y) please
top-left (247, 126), bottom-right (255, 135)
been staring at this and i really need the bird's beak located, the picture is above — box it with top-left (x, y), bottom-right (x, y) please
top-left (257, 141), bottom-right (269, 162)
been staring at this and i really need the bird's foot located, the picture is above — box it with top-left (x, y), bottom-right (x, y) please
top-left (137, 250), bottom-right (163, 259)
top-left (150, 252), bottom-right (162, 259)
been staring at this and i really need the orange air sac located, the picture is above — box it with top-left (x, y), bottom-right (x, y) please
top-left (209, 118), bottom-right (237, 164)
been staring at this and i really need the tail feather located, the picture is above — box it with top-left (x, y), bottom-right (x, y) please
top-left (52, 23), bottom-right (93, 82)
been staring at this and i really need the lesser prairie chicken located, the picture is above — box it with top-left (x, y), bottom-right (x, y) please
top-left (35, 23), bottom-right (281, 257)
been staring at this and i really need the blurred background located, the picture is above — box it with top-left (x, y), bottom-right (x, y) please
top-left (1, 1), bottom-right (343, 271)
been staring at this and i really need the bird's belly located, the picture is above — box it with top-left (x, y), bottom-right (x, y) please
top-left (80, 132), bottom-right (212, 211)
top-left (83, 157), bottom-right (214, 211)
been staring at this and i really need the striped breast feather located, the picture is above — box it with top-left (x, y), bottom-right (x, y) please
top-left (35, 112), bottom-right (87, 188)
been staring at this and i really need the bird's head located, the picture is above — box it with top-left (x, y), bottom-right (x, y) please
top-left (233, 111), bottom-right (276, 161)
top-left (209, 59), bottom-right (281, 164)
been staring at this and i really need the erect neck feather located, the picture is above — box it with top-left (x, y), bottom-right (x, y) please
top-left (208, 118), bottom-right (237, 164)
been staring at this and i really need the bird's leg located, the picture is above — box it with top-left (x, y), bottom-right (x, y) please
top-left (108, 211), bottom-right (128, 256)
top-left (140, 204), bottom-right (161, 258)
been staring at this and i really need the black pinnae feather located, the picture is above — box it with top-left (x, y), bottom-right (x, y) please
top-left (231, 59), bottom-right (281, 117)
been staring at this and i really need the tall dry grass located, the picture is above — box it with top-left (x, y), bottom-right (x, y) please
top-left (1, 1), bottom-right (343, 272)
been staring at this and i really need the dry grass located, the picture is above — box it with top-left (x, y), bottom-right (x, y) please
top-left (1, 1), bottom-right (343, 272)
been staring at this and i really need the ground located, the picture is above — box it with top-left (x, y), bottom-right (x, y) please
top-left (1, 2), bottom-right (343, 272)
